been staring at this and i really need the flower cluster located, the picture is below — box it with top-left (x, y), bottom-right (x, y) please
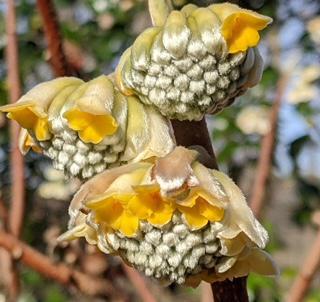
top-left (1, 75), bottom-right (175, 179)
top-left (59, 147), bottom-right (277, 285)
top-left (115, 2), bottom-right (272, 120)
top-left (1, 0), bottom-right (276, 287)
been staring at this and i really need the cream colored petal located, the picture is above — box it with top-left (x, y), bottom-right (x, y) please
top-left (192, 162), bottom-right (228, 206)
top-left (135, 105), bottom-right (175, 161)
top-left (120, 96), bottom-right (150, 162)
top-left (209, 3), bottom-right (272, 24)
top-left (219, 233), bottom-right (248, 256)
top-left (1, 77), bottom-right (83, 117)
top-left (131, 27), bottom-right (162, 71)
top-left (90, 165), bottom-right (151, 201)
top-left (115, 48), bottom-right (136, 95)
top-left (162, 11), bottom-right (191, 58)
top-left (99, 90), bottom-right (128, 146)
top-left (181, 4), bottom-right (198, 17)
top-left (212, 170), bottom-right (268, 248)
top-left (191, 7), bottom-right (226, 56)
top-left (148, 0), bottom-right (173, 27)
top-left (71, 75), bottom-right (115, 114)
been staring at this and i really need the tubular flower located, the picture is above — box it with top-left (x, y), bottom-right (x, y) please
top-left (0, 75), bottom-right (175, 179)
top-left (59, 147), bottom-right (277, 286)
top-left (115, 2), bottom-right (272, 121)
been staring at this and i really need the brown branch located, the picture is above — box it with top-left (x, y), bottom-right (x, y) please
top-left (6, 0), bottom-right (25, 242)
top-left (5, 1), bottom-right (25, 299)
top-left (286, 228), bottom-right (320, 302)
top-left (171, 119), bottom-right (249, 302)
top-left (250, 75), bottom-right (288, 218)
top-left (122, 264), bottom-right (157, 302)
top-left (36, 0), bottom-right (74, 77)
top-left (0, 230), bottom-right (116, 297)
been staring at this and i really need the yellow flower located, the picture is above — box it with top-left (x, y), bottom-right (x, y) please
top-left (87, 194), bottom-right (139, 237)
top-left (177, 191), bottom-right (225, 230)
top-left (60, 147), bottom-right (277, 285)
top-left (63, 76), bottom-right (119, 144)
top-left (19, 129), bottom-right (42, 155)
top-left (0, 78), bottom-right (83, 141)
top-left (128, 185), bottom-right (175, 226)
top-left (84, 164), bottom-right (152, 236)
top-left (210, 3), bottom-right (272, 53)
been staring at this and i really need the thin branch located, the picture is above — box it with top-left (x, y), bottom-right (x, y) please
top-left (36, 0), bottom-right (74, 77)
top-left (122, 264), bottom-right (157, 302)
top-left (286, 228), bottom-right (320, 302)
top-left (250, 75), bottom-right (288, 218)
top-left (6, 0), bottom-right (25, 242)
top-left (5, 1), bottom-right (25, 300)
top-left (0, 230), bottom-right (116, 297)
top-left (171, 119), bottom-right (249, 302)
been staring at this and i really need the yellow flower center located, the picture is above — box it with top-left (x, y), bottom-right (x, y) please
top-left (64, 109), bottom-right (118, 144)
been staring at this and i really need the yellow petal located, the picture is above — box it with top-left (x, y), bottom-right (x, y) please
top-left (148, 203), bottom-right (174, 226)
top-left (64, 109), bottom-right (118, 144)
top-left (5, 105), bottom-right (51, 141)
top-left (91, 198), bottom-right (124, 225)
top-left (127, 195), bottom-right (153, 219)
top-left (19, 129), bottom-right (42, 154)
top-left (197, 198), bottom-right (224, 222)
top-left (178, 205), bottom-right (208, 230)
top-left (210, 3), bottom-right (272, 53)
top-left (111, 211), bottom-right (139, 237)
top-left (222, 14), bottom-right (264, 53)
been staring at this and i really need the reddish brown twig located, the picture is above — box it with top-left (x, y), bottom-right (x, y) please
top-left (122, 264), bottom-right (157, 302)
top-left (6, 0), bottom-right (25, 242)
top-left (286, 227), bottom-right (320, 302)
top-left (250, 75), bottom-right (288, 218)
top-left (5, 0), bottom-right (25, 299)
top-left (0, 230), bottom-right (116, 297)
top-left (36, 0), bottom-right (74, 76)
top-left (171, 119), bottom-right (249, 302)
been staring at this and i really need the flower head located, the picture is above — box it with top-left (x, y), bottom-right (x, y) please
top-left (115, 2), bottom-right (272, 121)
top-left (209, 3), bottom-right (272, 54)
top-left (0, 75), bottom-right (175, 179)
top-left (59, 147), bottom-right (277, 285)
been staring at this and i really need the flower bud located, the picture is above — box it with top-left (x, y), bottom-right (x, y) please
top-left (116, 2), bottom-right (272, 121)
top-left (1, 75), bottom-right (175, 179)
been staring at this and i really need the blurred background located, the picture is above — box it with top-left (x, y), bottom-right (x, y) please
top-left (0, 0), bottom-right (320, 301)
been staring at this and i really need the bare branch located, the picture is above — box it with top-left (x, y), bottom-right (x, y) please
top-left (5, 0), bottom-right (25, 299)
top-left (0, 230), bottom-right (116, 297)
top-left (286, 229), bottom-right (320, 302)
top-left (250, 75), bottom-right (288, 218)
top-left (36, 0), bottom-right (74, 77)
